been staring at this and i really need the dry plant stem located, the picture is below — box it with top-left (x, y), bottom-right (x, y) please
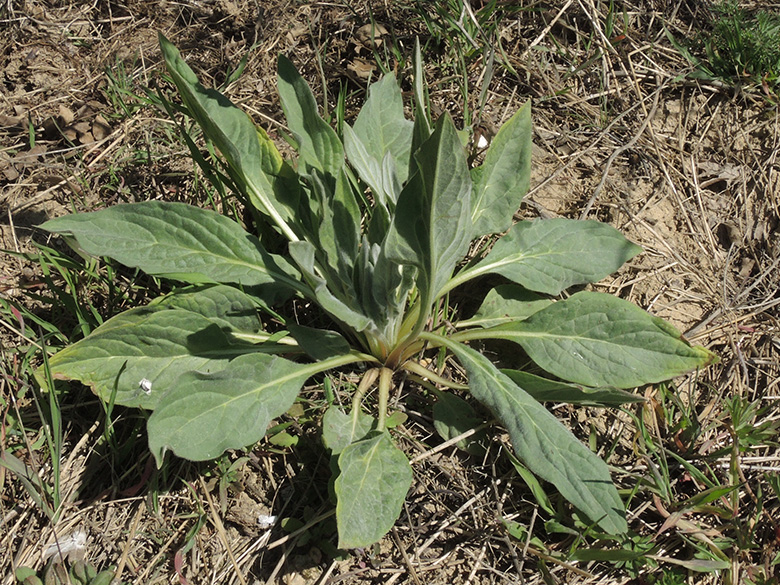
top-left (199, 477), bottom-right (248, 585)
top-left (580, 79), bottom-right (664, 218)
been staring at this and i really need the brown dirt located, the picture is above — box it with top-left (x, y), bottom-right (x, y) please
top-left (2, 1), bottom-right (779, 584)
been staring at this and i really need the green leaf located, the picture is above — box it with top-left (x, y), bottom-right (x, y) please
top-left (425, 333), bottom-right (628, 534)
top-left (322, 406), bottom-right (375, 455)
top-left (46, 289), bottom-right (271, 409)
top-left (457, 219), bottom-right (642, 296)
top-left (159, 34), bottom-right (299, 241)
top-left (411, 38), bottom-right (432, 153)
top-left (277, 54), bottom-right (344, 177)
top-left (471, 101), bottom-right (532, 237)
top-left (502, 370), bottom-right (645, 406)
top-left (147, 352), bottom-right (312, 464)
top-left (471, 291), bottom-right (717, 388)
top-left (385, 115), bottom-right (473, 314)
top-left (432, 393), bottom-right (487, 455)
top-left (40, 201), bottom-right (301, 290)
top-left (287, 323), bottom-right (351, 361)
top-left (289, 240), bottom-right (374, 334)
top-left (335, 432), bottom-right (413, 548)
top-left (346, 73), bottom-right (413, 203)
top-left (458, 284), bottom-right (552, 329)
top-left (303, 167), bottom-right (361, 285)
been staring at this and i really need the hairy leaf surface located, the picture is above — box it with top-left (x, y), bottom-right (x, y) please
top-left (458, 284), bottom-right (552, 329)
top-left (277, 55), bottom-right (344, 177)
top-left (147, 353), bottom-right (311, 464)
top-left (346, 73), bottom-right (413, 204)
top-left (471, 102), bottom-right (532, 236)
top-left (385, 115), bottom-right (473, 313)
top-left (429, 335), bottom-right (628, 534)
top-left (47, 304), bottom-right (265, 409)
top-left (335, 432), bottom-right (413, 548)
top-left (322, 407), bottom-right (375, 455)
top-left (159, 34), bottom-right (299, 238)
top-left (457, 219), bottom-right (642, 295)
top-left (469, 292), bottom-right (716, 388)
top-left (40, 201), bottom-right (301, 290)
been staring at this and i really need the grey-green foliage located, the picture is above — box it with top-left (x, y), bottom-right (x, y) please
top-left (38, 34), bottom-right (716, 549)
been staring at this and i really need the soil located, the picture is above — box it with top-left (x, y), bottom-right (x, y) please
top-left (2, 1), bottom-right (779, 584)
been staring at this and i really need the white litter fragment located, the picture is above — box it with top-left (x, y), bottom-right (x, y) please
top-left (139, 378), bottom-right (153, 394)
top-left (476, 134), bottom-right (489, 150)
top-left (257, 514), bottom-right (277, 529)
top-left (42, 529), bottom-right (87, 563)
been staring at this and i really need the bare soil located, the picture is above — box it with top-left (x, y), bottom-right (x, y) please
top-left (2, 1), bottom-right (779, 584)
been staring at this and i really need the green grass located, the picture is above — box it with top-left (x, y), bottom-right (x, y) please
top-left (672, 1), bottom-right (780, 98)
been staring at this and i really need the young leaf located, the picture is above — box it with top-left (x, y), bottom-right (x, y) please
top-left (322, 406), bottom-right (375, 455)
top-left (411, 38), bottom-right (432, 153)
top-left (277, 55), bottom-right (344, 177)
top-left (432, 392), bottom-right (487, 455)
top-left (289, 240), bottom-right (375, 334)
top-left (335, 431), bottom-right (413, 548)
top-left (448, 219), bottom-right (642, 296)
top-left (426, 334), bottom-right (628, 534)
top-left (159, 34), bottom-right (299, 241)
top-left (384, 115), bottom-right (473, 316)
top-left (147, 352), bottom-right (312, 464)
top-left (502, 369), bottom-right (645, 406)
top-left (471, 101), bottom-right (532, 237)
top-left (466, 291), bottom-right (717, 388)
top-left (347, 72), bottom-right (414, 202)
top-left (458, 284), bottom-right (552, 329)
top-left (39, 201), bottom-right (302, 291)
top-left (46, 306), bottom-right (267, 410)
top-left (303, 167), bottom-right (361, 285)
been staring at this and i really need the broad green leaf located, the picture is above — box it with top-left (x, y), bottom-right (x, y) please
top-left (453, 219), bottom-right (642, 296)
top-left (159, 34), bottom-right (299, 241)
top-left (287, 323), bottom-right (351, 361)
top-left (147, 353), bottom-right (311, 464)
top-left (385, 115), bottom-right (473, 313)
top-left (458, 284), bottom-right (552, 329)
top-left (432, 392), bottom-right (487, 455)
top-left (40, 201), bottom-right (301, 291)
top-left (467, 291), bottom-right (717, 388)
top-left (335, 432), bottom-right (413, 548)
top-left (471, 102), bottom-right (532, 237)
top-left (277, 55), bottom-right (344, 177)
top-left (47, 306), bottom-right (266, 410)
top-left (347, 73), bottom-right (413, 202)
top-left (502, 370), bottom-right (645, 406)
top-left (322, 406), bottom-right (375, 455)
top-left (427, 334), bottom-right (627, 534)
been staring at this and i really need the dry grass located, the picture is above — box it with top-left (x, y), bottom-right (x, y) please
top-left (2, 0), bottom-right (779, 584)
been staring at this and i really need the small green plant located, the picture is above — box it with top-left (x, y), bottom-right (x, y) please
top-left (37, 34), bottom-right (716, 549)
top-left (670, 1), bottom-right (780, 96)
top-left (16, 560), bottom-right (120, 585)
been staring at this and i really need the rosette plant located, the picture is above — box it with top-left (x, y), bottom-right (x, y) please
top-left (38, 34), bottom-right (715, 548)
